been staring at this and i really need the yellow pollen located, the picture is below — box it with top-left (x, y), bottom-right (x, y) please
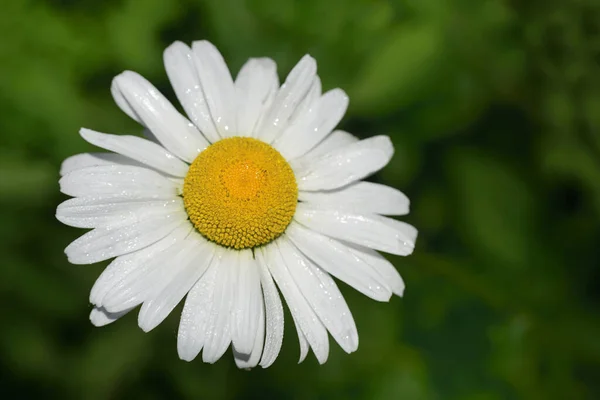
top-left (183, 137), bottom-right (298, 249)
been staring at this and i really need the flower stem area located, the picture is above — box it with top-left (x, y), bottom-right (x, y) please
top-left (1, 0), bottom-right (599, 399)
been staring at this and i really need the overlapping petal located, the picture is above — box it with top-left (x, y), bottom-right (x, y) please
top-left (80, 128), bottom-right (189, 177)
top-left (255, 55), bottom-right (317, 143)
top-left (111, 70), bottom-right (208, 161)
top-left (57, 40), bottom-right (417, 371)
top-left (292, 136), bottom-right (394, 191)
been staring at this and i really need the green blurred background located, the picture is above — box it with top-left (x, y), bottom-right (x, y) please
top-left (1, 0), bottom-right (599, 398)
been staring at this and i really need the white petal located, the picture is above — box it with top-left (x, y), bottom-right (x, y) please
top-left (254, 249), bottom-right (284, 368)
top-left (278, 238), bottom-right (358, 353)
top-left (112, 71), bottom-right (208, 162)
top-left (231, 250), bottom-right (262, 355)
top-left (235, 58), bottom-right (279, 137)
top-left (101, 223), bottom-right (192, 312)
top-left (234, 298), bottom-right (265, 369)
top-left (90, 307), bottom-right (131, 327)
top-left (177, 251), bottom-right (220, 362)
top-left (287, 77), bottom-right (321, 125)
top-left (163, 41), bottom-right (219, 143)
top-left (345, 243), bottom-right (406, 297)
top-left (192, 41), bottom-right (237, 138)
top-left (79, 128), bottom-right (189, 177)
top-left (65, 211), bottom-right (187, 265)
top-left (286, 222), bottom-right (392, 301)
top-left (138, 232), bottom-right (214, 332)
top-left (142, 128), bottom-right (160, 144)
top-left (293, 136), bottom-right (394, 191)
top-left (298, 181), bottom-right (409, 216)
top-left (301, 130), bottom-right (359, 162)
top-left (377, 216), bottom-right (418, 254)
top-left (202, 249), bottom-right (236, 363)
top-left (294, 203), bottom-right (416, 256)
top-left (255, 55), bottom-right (317, 143)
top-left (59, 165), bottom-right (180, 199)
top-left (293, 315), bottom-right (310, 363)
top-left (56, 197), bottom-right (183, 229)
top-left (90, 223), bottom-right (192, 307)
top-left (111, 76), bottom-right (142, 124)
top-left (262, 242), bottom-right (329, 364)
top-left (60, 153), bottom-right (143, 177)
top-left (275, 89), bottom-right (349, 160)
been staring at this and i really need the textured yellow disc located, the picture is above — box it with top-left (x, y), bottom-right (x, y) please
top-left (183, 137), bottom-right (298, 249)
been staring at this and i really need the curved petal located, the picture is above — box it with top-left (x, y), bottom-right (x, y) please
top-left (233, 296), bottom-right (265, 369)
top-left (59, 165), bottom-right (180, 199)
top-left (262, 242), bottom-right (329, 364)
top-left (192, 40), bottom-right (238, 138)
top-left (90, 307), bottom-right (131, 327)
top-left (293, 315), bottom-right (310, 363)
top-left (138, 232), bottom-right (215, 332)
top-left (286, 222), bottom-right (392, 301)
top-left (90, 223), bottom-right (192, 307)
top-left (277, 238), bottom-right (358, 354)
top-left (112, 71), bottom-right (208, 162)
top-left (275, 88), bottom-right (349, 160)
top-left (301, 130), bottom-right (359, 162)
top-left (256, 55), bottom-right (317, 144)
top-left (60, 153), bottom-right (143, 177)
top-left (235, 58), bottom-right (279, 137)
top-left (101, 223), bottom-right (192, 313)
top-left (344, 242), bottom-right (406, 297)
top-left (163, 41), bottom-right (219, 143)
top-left (293, 203), bottom-right (416, 256)
top-left (254, 249), bottom-right (284, 368)
top-left (65, 211), bottom-right (188, 265)
top-left (292, 136), bottom-right (394, 191)
top-left (299, 181), bottom-right (409, 216)
top-left (57, 197), bottom-right (183, 229)
top-left (286, 76), bottom-right (321, 127)
top-left (111, 76), bottom-right (142, 125)
top-left (80, 129), bottom-right (189, 177)
top-left (177, 250), bottom-right (220, 362)
top-left (376, 216), bottom-right (419, 254)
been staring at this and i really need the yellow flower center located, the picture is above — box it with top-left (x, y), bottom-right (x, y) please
top-left (183, 137), bottom-right (298, 249)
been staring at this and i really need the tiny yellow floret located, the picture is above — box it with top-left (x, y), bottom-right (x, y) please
top-left (183, 137), bottom-right (298, 249)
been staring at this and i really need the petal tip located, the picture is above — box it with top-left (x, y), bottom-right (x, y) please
top-left (165, 40), bottom-right (188, 53)
top-left (177, 346), bottom-right (197, 362)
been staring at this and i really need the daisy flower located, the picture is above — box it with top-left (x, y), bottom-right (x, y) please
top-left (56, 40), bottom-right (417, 368)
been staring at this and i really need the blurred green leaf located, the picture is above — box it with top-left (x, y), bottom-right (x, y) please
top-left (447, 148), bottom-right (536, 269)
top-left (351, 22), bottom-right (444, 115)
top-left (74, 321), bottom-right (152, 399)
top-left (0, 154), bottom-right (56, 204)
top-left (369, 346), bottom-right (435, 400)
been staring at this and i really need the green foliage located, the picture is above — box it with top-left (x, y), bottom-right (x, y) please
top-left (1, 0), bottom-right (599, 398)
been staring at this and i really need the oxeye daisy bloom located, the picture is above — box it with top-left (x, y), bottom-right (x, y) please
top-left (56, 40), bottom-right (417, 368)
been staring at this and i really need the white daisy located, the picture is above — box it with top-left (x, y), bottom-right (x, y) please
top-left (56, 40), bottom-right (417, 368)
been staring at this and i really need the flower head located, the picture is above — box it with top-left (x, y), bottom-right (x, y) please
top-left (56, 40), bottom-right (417, 368)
